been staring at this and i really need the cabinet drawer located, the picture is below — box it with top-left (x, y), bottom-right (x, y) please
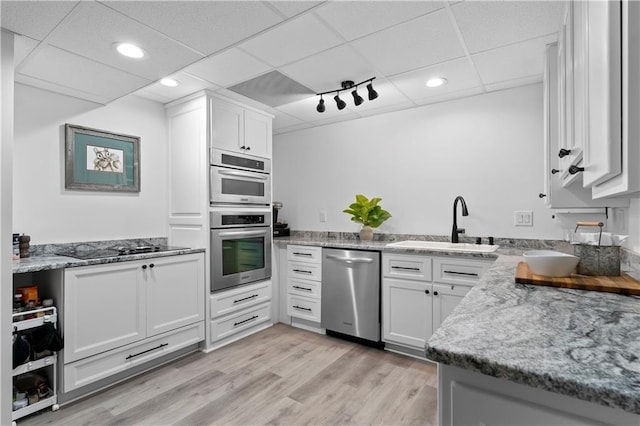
top-left (210, 280), bottom-right (271, 318)
top-left (287, 277), bottom-right (321, 298)
top-left (433, 257), bottom-right (492, 286)
top-left (287, 294), bottom-right (321, 323)
top-left (287, 261), bottom-right (321, 281)
top-left (63, 322), bottom-right (204, 392)
top-left (383, 254), bottom-right (432, 281)
top-left (287, 245), bottom-right (322, 263)
top-left (210, 302), bottom-right (271, 343)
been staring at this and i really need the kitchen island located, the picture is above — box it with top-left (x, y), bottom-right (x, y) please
top-left (426, 255), bottom-right (640, 425)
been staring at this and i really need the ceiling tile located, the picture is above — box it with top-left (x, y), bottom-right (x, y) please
top-left (14, 34), bottom-right (39, 67)
top-left (20, 45), bottom-right (150, 102)
top-left (315, 1), bottom-right (446, 41)
top-left (184, 48), bottom-right (271, 87)
top-left (135, 71), bottom-right (219, 103)
top-left (484, 76), bottom-right (542, 93)
top-left (472, 34), bottom-right (557, 85)
top-left (102, 1), bottom-right (283, 56)
top-left (413, 86), bottom-right (484, 107)
top-left (273, 111), bottom-right (305, 131)
top-left (267, 1), bottom-right (323, 18)
top-left (46, 2), bottom-right (202, 81)
top-left (390, 58), bottom-right (481, 103)
top-left (356, 100), bottom-right (415, 119)
top-left (15, 73), bottom-right (111, 104)
top-left (351, 9), bottom-right (465, 76)
top-left (452, 1), bottom-right (566, 53)
top-left (280, 44), bottom-right (375, 93)
top-left (1, 1), bottom-right (78, 40)
top-left (240, 13), bottom-right (344, 67)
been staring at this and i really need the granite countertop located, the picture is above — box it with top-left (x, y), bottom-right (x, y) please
top-left (426, 255), bottom-right (640, 415)
top-left (12, 247), bottom-right (205, 274)
top-left (274, 235), bottom-right (505, 259)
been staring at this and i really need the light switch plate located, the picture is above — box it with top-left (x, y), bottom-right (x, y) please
top-left (514, 210), bottom-right (533, 227)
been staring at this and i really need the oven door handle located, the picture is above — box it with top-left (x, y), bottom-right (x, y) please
top-left (217, 229), bottom-right (269, 237)
top-left (217, 169), bottom-right (268, 180)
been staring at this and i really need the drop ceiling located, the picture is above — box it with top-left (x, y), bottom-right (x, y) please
top-left (1, 0), bottom-right (566, 135)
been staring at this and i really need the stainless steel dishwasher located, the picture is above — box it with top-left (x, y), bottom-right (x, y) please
top-left (321, 248), bottom-right (381, 343)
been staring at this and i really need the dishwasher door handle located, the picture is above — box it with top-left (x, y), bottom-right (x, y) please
top-left (325, 254), bottom-right (374, 264)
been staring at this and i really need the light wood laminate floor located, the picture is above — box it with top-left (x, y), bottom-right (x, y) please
top-left (20, 324), bottom-right (438, 425)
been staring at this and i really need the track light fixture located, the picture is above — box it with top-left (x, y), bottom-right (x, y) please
top-left (315, 77), bottom-right (378, 113)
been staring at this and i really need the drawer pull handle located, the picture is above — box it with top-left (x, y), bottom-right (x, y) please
top-left (293, 285), bottom-right (312, 292)
top-left (293, 305), bottom-right (312, 312)
top-left (233, 294), bottom-right (259, 304)
top-left (293, 252), bottom-right (313, 257)
top-left (234, 315), bottom-right (259, 327)
top-left (293, 269), bottom-right (312, 274)
top-left (391, 266), bottom-right (420, 271)
top-left (126, 343), bottom-right (168, 360)
top-left (443, 270), bottom-right (478, 277)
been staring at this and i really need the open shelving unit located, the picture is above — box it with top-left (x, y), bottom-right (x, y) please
top-left (12, 306), bottom-right (59, 424)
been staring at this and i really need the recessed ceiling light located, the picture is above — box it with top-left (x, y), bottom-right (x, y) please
top-left (160, 78), bottom-right (179, 87)
top-left (115, 42), bottom-right (145, 59)
top-left (426, 77), bottom-right (447, 88)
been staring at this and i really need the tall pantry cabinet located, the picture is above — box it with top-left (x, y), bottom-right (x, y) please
top-left (165, 91), bottom-right (274, 350)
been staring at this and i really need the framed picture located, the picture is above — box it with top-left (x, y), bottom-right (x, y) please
top-left (65, 124), bottom-right (140, 192)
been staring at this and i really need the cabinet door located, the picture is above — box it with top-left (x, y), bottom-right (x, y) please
top-left (584, 0), bottom-right (622, 187)
top-left (382, 278), bottom-right (432, 349)
top-left (146, 253), bottom-right (205, 337)
top-left (210, 99), bottom-right (243, 153)
top-left (64, 262), bottom-right (145, 363)
top-left (244, 109), bottom-right (272, 158)
top-left (432, 283), bottom-right (471, 331)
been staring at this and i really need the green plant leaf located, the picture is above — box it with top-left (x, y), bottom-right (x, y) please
top-left (342, 194), bottom-right (392, 228)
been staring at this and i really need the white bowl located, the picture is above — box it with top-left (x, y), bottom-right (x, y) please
top-left (523, 250), bottom-right (579, 277)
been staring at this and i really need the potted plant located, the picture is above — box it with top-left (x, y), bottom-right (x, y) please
top-left (343, 194), bottom-right (392, 241)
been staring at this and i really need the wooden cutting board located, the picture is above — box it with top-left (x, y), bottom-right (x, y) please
top-left (515, 262), bottom-right (640, 296)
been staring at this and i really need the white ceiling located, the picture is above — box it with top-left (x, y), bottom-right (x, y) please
top-left (1, 0), bottom-right (566, 135)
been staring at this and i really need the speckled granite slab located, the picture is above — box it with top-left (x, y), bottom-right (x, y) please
top-left (13, 237), bottom-right (204, 274)
top-left (426, 255), bottom-right (640, 415)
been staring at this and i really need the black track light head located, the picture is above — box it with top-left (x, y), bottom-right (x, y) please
top-left (366, 82), bottom-right (378, 101)
top-left (352, 89), bottom-right (364, 106)
top-left (334, 94), bottom-right (346, 110)
top-left (316, 97), bottom-right (325, 113)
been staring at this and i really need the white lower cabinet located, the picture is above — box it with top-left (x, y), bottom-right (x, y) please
top-left (62, 253), bottom-right (205, 392)
top-left (286, 245), bottom-right (322, 331)
top-left (382, 253), bottom-right (492, 353)
top-left (209, 280), bottom-right (272, 349)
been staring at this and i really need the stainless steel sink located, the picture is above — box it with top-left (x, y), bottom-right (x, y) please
top-left (386, 240), bottom-right (499, 253)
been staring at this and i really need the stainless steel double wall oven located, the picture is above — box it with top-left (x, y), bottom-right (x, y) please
top-left (209, 149), bottom-right (272, 293)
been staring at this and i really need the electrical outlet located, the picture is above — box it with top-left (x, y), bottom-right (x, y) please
top-left (514, 211), bottom-right (533, 227)
top-left (319, 210), bottom-right (327, 223)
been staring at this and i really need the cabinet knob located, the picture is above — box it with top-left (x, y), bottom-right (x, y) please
top-left (245, 146), bottom-right (250, 151)
top-left (425, 289), bottom-right (430, 294)
top-left (558, 148), bottom-right (571, 158)
top-left (240, 145), bottom-right (246, 150)
top-left (433, 291), bottom-right (439, 296)
top-left (568, 165), bottom-right (585, 175)
top-left (538, 193), bottom-right (547, 198)
top-left (142, 265), bottom-right (147, 270)
top-left (149, 263), bottom-right (155, 269)
top-left (551, 168), bottom-right (560, 174)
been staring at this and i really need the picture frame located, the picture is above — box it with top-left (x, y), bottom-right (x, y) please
top-left (65, 124), bottom-right (140, 192)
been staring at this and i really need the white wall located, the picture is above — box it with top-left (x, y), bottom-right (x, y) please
top-left (13, 84), bottom-right (168, 244)
top-left (629, 199), bottom-right (640, 253)
top-left (274, 84), bottom-right (568, 240)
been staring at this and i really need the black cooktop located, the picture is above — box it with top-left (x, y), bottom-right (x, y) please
top-left (57, 245), bottom-right (187, 260)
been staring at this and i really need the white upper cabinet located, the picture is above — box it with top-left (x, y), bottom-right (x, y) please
top-left (583, 0), bottom-right (622, 187)
top-left (591, 0), bottom-right (640, 198)
top-left (542, 42), bottom-right (627, 209)
top-left (210, 98), bottom-right (272, 158)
